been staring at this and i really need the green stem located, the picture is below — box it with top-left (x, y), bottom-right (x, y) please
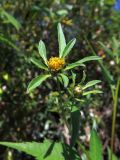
top-left (110, 77), bottom-right (120, 160)
top-left (56, 77), bottom-right (69, 130)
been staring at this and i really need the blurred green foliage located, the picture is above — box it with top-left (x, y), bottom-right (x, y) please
top-left (0, 0), bottom-right (120, 159)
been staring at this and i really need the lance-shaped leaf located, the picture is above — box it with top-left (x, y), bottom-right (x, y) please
top-left (59, 73), bottom-right (69, 87)
top-left (0, 140), bottom-right (64, 160)
top-left (57, 23), bottom-right (66, 57)
top-left (62, 38), bottom-right (76, 58)
top-left (98, 41), bottom-right (113, 58)
top-left (31, 58), bottom-right (48, 71)
top-left (70, 106), bottom-right (80, 147)
top-left (64, 63), bottom-right (85, 71)
top-left (85, 38), bottom-right (113, 84)
top-left (108, 148), bottom-right (118, 160)
top-left (83, 90), bottom-right (102, 96)
top-left (89, 130), bottom-right (103, 160)
top-left (64, 56), bottom-right (101, 71)
top-left (82, 80), bottom-right (101, 90)
top-left (1, 9), bottom-right (21, 31)
top-left (75, 56), bottom-right (102, 64)
top-left (38, 40), bottom-right (47, 65)
top-left (0, 35), bottom-right (19, 51)
top-left (27, 74), bottom-right (51, 92)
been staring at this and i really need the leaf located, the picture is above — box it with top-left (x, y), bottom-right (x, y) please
top-left (64, 63), bottom-right (85, 71)
top-left (62, 38), bottom-right (76, 58)
top-left (71, 71), bottom-right (76, 87)
top-left (59, 73), bottom-right (69, 87)
top-left (78, 143), bottom-right (91, 160)
top-left (0, 35), bottom-right (19, 51)
top-left (27, 74), bottom-right (51, 92)
top-left (83, 90), bottom-right (102, 96)
top-left (1, 9), bottom-right (21, 30)
top-left (75, 56), bottom-right (102, 64)
top-left (38, 40), bottom-right (47, 65)
top-left (85, 38), bottom-right (113, 84)
top-left (98, 41), bottom-right (113, 58)
top-left (31, 58), bottom-right (48, 70)
top-left (70, 106), bottom-right (80, 147)
top-left (79, 71), bottom-right (86, 85)
top-left (82, 80), bottom-right (101, 90)
top-left (0, 140), bottom-right (64, 160)
top-left (108, 147), bottom-right (118, 160)
top-left (62, 143), bottom-right (80, 160)
top-left (57, 23), bottom-right (66, 57)
top-left (89, 130), bottom-right (103, 160)
top-left (64, 56), bottom-right (101, 70)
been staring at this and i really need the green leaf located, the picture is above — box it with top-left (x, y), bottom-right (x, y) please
top-left (64, 63), bottom-right (85, 71)
top-left (75, 56), bottom-right (102, 64)
top-left (89, 130), bottom-right (103, 160)
top-left (85, 38), bottom-right (113, 84)
top-left (79, 71), bottom-right (86, 85)
top-left (62, 38), bottom-right (76, 58)
top-left (78, 143), bottom-right (91, 160)
top-left (71, 71), bottom-right (76, 87)
top-left (62, 143), bottom-right (80, 160)
top-left (31, 58), bottom-right (48, 70)
top-left (1, 9), bottom-right (21, 30)
top-left (59, 73), bottom-right (69, 88)
top-left (108, 148), bottom-right (118, 160)
top-left (0, 140), bottom-right (64, 160)
top-left (27, 74), bottom-right (51, 92)
top-left (64, 56), bottom-right (101, 71)
top-left (38, 40), bottom-right (47, 65)
top-left (71, 106), bottom-right (80, 147)
top-left (83, 90), bottom-right (102, 96)
top-left (83, 80), bottom-right (101, 90)
top-left (98, 41), bottom-right (113, 58)
top-left (57, 23), bottom-right (66, 57)
top-left (0, 35), bottom-right (20, 51)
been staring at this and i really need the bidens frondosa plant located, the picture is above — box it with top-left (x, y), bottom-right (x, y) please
top-left (0, 24), bottom-right (105, 160)
top-left (27, 23), bottom-right (101, 93)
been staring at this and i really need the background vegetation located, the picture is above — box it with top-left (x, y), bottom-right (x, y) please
top-left (0, 0), bottom-right (120, 159)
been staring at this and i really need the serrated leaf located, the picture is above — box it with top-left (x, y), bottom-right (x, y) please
top-left (0, 140), bottom-right (64, 160)
top-left (38, 40), bottom-right (47, 65)
top-left (83, 80), bottom-right (101, 90)
top-left (83, 90), bottom-right (102, 96)
top-left (27, 74), bottom-right (51, 92)
top-left (1, 9), bottom-right (21, 30)
top-left (89, 130), bottom-right (103, 160)
top-left (59, 73), bottom-right (69, 87)
top-left (70, 106), bottom-right (80, 147)
top-left (57, 23), bottom-right (66, 57)
top-left (62, 38), bottom-right (76, 58)
top-left (31, 58), bottom-right (48, 70)
top-left (64, 63), bottom-right (85, 71)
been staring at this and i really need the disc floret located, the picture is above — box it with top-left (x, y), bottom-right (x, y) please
top-left (48, 57), bottom-right (65, 71)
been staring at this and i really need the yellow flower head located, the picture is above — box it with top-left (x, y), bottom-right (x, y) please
top-left (48, 57), bottom-right (65, 71)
